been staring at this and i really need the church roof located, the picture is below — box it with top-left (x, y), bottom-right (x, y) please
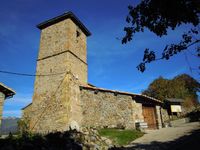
top-left (80, 85), bottom-right (162, 104)
top-left (21, 103), bottom-right (32, 110)
top-left (37, 11), bottom-right (91, 36)
top-left (0, 82), bottom-right (15, 99)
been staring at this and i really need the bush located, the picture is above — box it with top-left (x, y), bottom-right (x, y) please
top-left (186, 107), bottom-right (200, 122)
top-left (0, 130), bottom-right (82, 150)
top-left (17, 119), bottom-right (30, 134)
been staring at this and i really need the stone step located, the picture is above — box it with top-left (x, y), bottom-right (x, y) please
top-left (136, 122), bottom-right (148, 129)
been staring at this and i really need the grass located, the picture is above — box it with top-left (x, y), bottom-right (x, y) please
top-left (98, 128), bottom-right (144, 146)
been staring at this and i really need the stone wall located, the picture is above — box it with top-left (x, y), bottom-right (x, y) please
top-left (155, 106), bottom-right (162, 129)
top-left (161, 108), bottom-right (170, 123)
top-left (0, 92), bottom-right (5, 126)
top-left (26, 73), bottom-right (83, 133)
top-left (33, 51), bottom-right (87, 105)
top-left (80, 88), bottom-right (143, 129)
top-left (28, 74), bottom-right (70, 133)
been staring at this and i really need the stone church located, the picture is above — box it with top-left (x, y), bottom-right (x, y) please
top-left (22, 12), bottom-right (163, 133)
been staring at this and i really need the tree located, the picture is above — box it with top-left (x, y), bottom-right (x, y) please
top-left (142, 76), bottom-right (170, 100)
top-left (122, 0), bottom-right (200, 72)
top-left (142, 74), bottom-right (200, 107)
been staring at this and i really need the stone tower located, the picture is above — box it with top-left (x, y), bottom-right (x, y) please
top-left (28, 12), bottom-right (91, 132)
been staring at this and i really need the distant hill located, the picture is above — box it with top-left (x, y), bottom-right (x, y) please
top-left (0, 117), bottom-right (20, 135)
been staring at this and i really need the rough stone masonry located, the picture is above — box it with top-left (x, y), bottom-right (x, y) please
top-left (22, 12), bottom-right (163, 133)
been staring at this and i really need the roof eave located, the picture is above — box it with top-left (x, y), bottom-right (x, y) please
top-left (80, 85), bottom-right (163, 104)
top-left (0, 83), bottom-right (16, 99)
top-left (21, 103), bottom-right (32, 110)
top-left (37, 11), bottom-right (91, 36)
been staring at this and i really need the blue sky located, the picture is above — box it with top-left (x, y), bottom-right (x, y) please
top-left (0, 0), bottom-right (199, 117)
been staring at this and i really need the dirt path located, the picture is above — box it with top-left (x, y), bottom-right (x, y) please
top-left (127, 122), bottom-right (200, 150)
top-left (109, 122), bottom-right (200, 150)
top-left (133, 122), bottom-right (199, 143)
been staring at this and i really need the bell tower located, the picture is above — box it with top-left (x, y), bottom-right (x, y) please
top-left (33, 12), bottom-right (91, 102)
top-left (28, 12), bottom-right (91, 132)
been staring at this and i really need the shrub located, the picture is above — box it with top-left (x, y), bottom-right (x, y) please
top-left (0, 130), bottom-right (82, 150)
top-left (186, 107), bottom-right (200, 122)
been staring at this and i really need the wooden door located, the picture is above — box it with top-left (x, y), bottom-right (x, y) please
top-left (142, 105), bottom-right (157, 129)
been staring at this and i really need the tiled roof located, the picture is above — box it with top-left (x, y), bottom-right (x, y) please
top-left (21, 103), bottom-right (32, 110)
top-left (80, 85), bottom-right (162, 104)
top-left (0, 82), bottom-right (15, 99)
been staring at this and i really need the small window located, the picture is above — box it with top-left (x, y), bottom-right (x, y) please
top-left (76, 30), bottom-right (80, 37)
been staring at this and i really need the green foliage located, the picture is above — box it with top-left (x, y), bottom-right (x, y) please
top-left (123, 0), bottom-right (199, 39)
top-left (143, 76), bottom-right (169, 100)
top-left (186, 106), bottom-right (200, 121)
top-left (17, 118), bottom-right (30, 134)
top-left (142, 74), bottom-right (200, 105)
top-left (0, 130), bottom-right (82, 150)
top-left (98, 128), bottom-right (143, 146)
top-left (122, 0), bottom-right (200, 72)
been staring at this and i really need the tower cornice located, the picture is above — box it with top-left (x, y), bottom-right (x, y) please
top-left (37, 11), bottom-right (91, 37)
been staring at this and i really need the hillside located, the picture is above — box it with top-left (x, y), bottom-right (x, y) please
top-left (0, 117), bottom-right (20, 135)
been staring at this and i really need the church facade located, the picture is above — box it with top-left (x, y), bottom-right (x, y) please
top-left (22, 12), bottom-right (163, 133)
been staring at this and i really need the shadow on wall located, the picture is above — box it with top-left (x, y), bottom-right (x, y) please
top-left (109, 128), bottom-right (200, 150)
